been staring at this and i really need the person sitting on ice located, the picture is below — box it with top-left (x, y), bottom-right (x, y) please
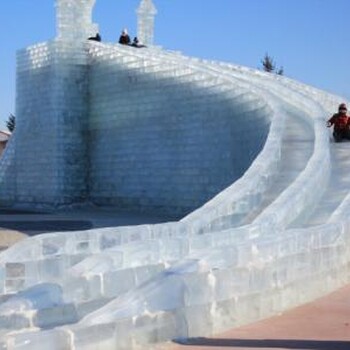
top-left (118, 29), bottom-right (131, 45)
top-left (327, 103), bottom-right (350, 142)
top-left (131, 37), bottom-right (146, 48)
top-left (88, 33), bottom-right (102, 42)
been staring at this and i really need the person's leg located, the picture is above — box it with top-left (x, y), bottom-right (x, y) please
top-left (333, 130), bottom-right (343, 142)
top-left (345, 128), bottom-right (350, 140)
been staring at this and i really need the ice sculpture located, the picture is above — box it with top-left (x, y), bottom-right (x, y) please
top-left (137, 0), bottom-right (157, 46)
top-left (56, 0), bottom-right (98, 41)
top-left (0, 0), bottom-right (350, 349)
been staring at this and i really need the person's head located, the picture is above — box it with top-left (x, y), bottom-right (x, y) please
top-left (133, 37), bottom-right (139, 43)
top-left (122, 28), bottom-right (128, 35)
top-left (339, 103), bottom-right (347, 114)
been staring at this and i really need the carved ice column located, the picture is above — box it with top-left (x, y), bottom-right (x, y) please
top-left (56, 0), bottom-right (98, 41)
top-left (137, 0), bottom-right (157, 46)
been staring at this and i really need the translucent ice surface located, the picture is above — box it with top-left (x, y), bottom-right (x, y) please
top-left (0, 3), bottom-right (350, 348)
top-left (137, 0), bottom-right (157, 46)
top-left (56, 0), bottom-right (98, 41)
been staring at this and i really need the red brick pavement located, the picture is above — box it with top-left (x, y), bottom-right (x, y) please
top-left (165, 285), bottom-right (350, 350)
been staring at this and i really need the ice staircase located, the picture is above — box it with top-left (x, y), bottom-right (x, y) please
top-left (0, 42), bottom-right (349, 349)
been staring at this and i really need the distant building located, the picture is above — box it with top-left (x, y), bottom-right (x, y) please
top-left (0, 130), bottom-right (11, 157)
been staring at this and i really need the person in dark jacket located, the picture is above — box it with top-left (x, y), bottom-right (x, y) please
top-left (88, 33), bottom-right (101, 42)
top-left (131, 37), bottom-right (146, 48)
top-left (119, 29), bottom-right (131, 45)
top-left (327, 103), bottom-right (350, 142)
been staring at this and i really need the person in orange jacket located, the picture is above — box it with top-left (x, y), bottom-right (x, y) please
top-left (327, 103), bottom-right (350, 142)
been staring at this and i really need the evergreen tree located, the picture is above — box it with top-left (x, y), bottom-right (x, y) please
top-left (261, 53), bottom-right (276, 73)
top-left (277, 66), bottom-right (284, 76)
top-left (6, 114), bottom-right (15, 132)
top-left (261, 53), bottom-right (284, 75)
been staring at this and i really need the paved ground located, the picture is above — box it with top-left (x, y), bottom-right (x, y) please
top-left (165, 285), bottom-right (350, 350)
top-left (0, 229), bottom-right (27, 252)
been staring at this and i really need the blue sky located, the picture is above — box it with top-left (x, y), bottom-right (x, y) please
top-left (0, 0), bottom-right (349, 129)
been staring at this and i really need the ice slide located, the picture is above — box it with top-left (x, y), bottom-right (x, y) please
top-left (0, 42), bottom-right (349, 349)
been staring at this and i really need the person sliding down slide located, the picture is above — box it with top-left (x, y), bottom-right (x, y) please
top-left (327, 103), bottom-right (350, 142)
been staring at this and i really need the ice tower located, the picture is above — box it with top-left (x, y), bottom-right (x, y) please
top-left (137, 0), bottom-right (157, 46)
top-left (11, 0), bottom-right (97, 207)
top-left (56, 0), bottom-right (98, 41)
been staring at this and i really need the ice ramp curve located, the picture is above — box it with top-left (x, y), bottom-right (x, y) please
top-left (0, 42), bottom-right (350, 349)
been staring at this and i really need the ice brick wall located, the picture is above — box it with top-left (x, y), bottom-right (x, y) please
top-left (0, 136), bottom-right (16, 205)
top-left (14, 41), bottom-right (89, 206)
top-left (3, 41), bottom-right (271, 212)
top-left (87, 45), bottom-right (271, 217)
